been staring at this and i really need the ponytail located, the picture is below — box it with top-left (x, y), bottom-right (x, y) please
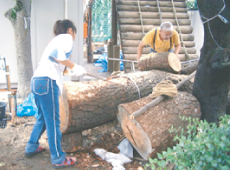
top-left (53, 19), bottom-right (77, 36)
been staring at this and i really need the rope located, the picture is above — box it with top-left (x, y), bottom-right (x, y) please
top-left (156, 0), bottom-right (162, 24)
top-left (12, 8), bottom-right (30, 29)
top-left (200, 0), bottom-right (228, 49)
top-left (137, 0), bottom-right (145, 36)
top-left (150, 80), bottom-right (178, 99)
top-left (171, 0), bottom-right (190, 60)
top-left (120, 75), bottom-right (141, 99)
top-left (202, 0), bottom-right (227, 24)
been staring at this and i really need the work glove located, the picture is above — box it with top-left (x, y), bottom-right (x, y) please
top-left (70, 63), bottom-right (87, 76)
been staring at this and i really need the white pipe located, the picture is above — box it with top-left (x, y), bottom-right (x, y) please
top-left (64, 0), bottom-right (68, 19)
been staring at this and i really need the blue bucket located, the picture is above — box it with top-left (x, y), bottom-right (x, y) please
top-left (0, 102), bottom-right (7, 120)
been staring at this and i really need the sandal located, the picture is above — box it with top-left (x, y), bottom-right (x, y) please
top-left (25, 146), bottom-right (46, 157)
top-left (52, 157), bottom-right (77, 169)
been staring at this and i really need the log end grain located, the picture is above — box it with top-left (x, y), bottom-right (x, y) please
top-left (61, 132), bottom-right (83, 152)
top-left (59, 87), bottom-right (70, 133)
top-left (168, 53), bottom-right (181, 72)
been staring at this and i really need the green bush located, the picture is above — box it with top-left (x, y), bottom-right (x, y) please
top-left (186, 0), bottom-right (198, 10)
top-left (145, 115), bottom-right (230, 170)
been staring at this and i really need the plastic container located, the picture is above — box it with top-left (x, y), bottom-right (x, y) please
top-left (0, 102), bottom-right (7, 120)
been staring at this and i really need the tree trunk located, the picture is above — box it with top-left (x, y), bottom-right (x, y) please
top-left (117, 92), bottom-right (201, 160)
top-left (59, 70), bottom-right (193, 134)
top-left (4, 0), bottom-right (33, 100)
top-left (138, 52), bottom-right (181, 73)
top-left (192, 0), bottom-right (230, 123)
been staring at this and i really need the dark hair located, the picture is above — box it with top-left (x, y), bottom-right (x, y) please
top-left (53, 19), bottom-right (77, 36)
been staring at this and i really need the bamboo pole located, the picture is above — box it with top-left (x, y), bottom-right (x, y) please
top-left (107, 41), bottom-right (113, 72)
top-left (113, 45), bottom-right (120, 72)
top-left (130, 71), bottom-right (197, 119)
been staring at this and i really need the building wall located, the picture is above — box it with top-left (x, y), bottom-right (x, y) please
top-left (0, 0), bottom-right (83, 88)
top-left (189, 10), bottom-right (204, 57)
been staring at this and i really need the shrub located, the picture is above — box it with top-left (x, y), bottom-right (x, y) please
top-left (145, 115), bottom-right (230, 170)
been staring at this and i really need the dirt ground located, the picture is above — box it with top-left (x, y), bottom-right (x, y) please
top-left (0, 115), bottom-right (148, 170)
top-left (0, 60), bottom-right (148, 170)
top-left (0, 93), bottom-right (147, 170)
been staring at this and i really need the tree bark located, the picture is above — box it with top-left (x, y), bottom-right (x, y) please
top-left (4, 0), bottom-right (33, 100)
top-left (117, 92), bottom-right (201, 160)
top-left (192, 0), bottom-right (230, 123)
top-left (59, 70), bottom-right (193, 134)
top-left (138, 52), bottom-right (181, 73)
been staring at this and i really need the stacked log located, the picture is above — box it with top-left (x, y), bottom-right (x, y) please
top-left (138, 52), bottom-right (181, 72)
top-left (117, 92), bottom-right (201, 160)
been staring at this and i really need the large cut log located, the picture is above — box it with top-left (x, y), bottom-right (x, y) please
top-left (59, 70), bottom-right (194, 133)
top-left (120, 25), bottom-right (193, 34)
top-left (116, 1), bottom-right (187, 7)
top-left (122, 40), bottom-right (195, 48)
top-left (121, 33), bottom-right (194, 41)
top-left (118, 12), bottom-right (189, 19)
top-left (117, 6), bottom-right (187, 13)
top-left (122, 47), bottom-right (196, 54)
top-left (61, 132), bottom-right (82, 152)
top-left (117, 92), bottom-right (201, 160)
top-left (138, 52), bottom-right (181, 72)
top-left (119, 19), bottom-right (191, 26)
top-left (181, 60), bottom-right (199, 75)
top-left (124, 54), bottom-right (199, 61)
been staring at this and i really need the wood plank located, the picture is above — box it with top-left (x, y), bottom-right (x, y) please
top-left (122, 40), bottom-right (195, 47)
top-left (120, 25), bottom-right (193, 34)
top-left (122, 47), bottom-right (196, 54)
top-left (121, 33), bottom-right (194, 41)
top-left (123, 54), bottom-right (199, 61)
top-left (116, 1), bottom-right (187, 8)
top-left (118, 11), bottom-right (190, 19)
top-left (116, 5), bottom-right (188, 12)
top-left (119, 18), bottom-right (191, 25)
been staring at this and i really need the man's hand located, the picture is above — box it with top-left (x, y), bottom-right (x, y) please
top-left (137, 41), bottom-right (146, 61)
top-left (174, 44), bottom-right (181, 58)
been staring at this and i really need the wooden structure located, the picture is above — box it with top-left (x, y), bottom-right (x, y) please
top-left (117, 92), bottom-right (201, 160)
top-left (115, 0), bottom-right (199, 72)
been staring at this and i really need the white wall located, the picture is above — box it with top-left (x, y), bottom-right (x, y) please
top-left (0, 1), bottom-right (17, 88)
top-left (189, 10), bottom-right (204, 57)
top-left (0, 0), bottom-right (83, 88)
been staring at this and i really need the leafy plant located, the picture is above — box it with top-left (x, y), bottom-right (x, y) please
top-left (145, 115), bottom-right (230, 170)
top-left (186, 0), bottom-right (198, 10)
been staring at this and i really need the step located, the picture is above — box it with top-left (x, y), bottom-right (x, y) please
top-left (121, 33), bottom-right (194, 41)
top-left (122, 47), bottom-right (196, 54)
top-left (119, 18), bottom-right (191, 25)
top-left (116, 1), bottom-right (187, 8)
top-left (116, 5), bottom-right (188, 12)
top-left (118, 11), bottom-right (190, 19)
top-left (123, 54), bottom-right (199, 61)
top-left (120, 25), bottom-right (193, 34)
top-left (122, 40), bottom-right (195, 47)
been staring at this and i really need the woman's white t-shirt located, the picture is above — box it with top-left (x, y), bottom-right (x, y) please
top-left (33, 34), bottom-right (73, 95)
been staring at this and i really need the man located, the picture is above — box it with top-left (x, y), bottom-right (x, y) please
top-left (137, 21), bottom-right (181, 61)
